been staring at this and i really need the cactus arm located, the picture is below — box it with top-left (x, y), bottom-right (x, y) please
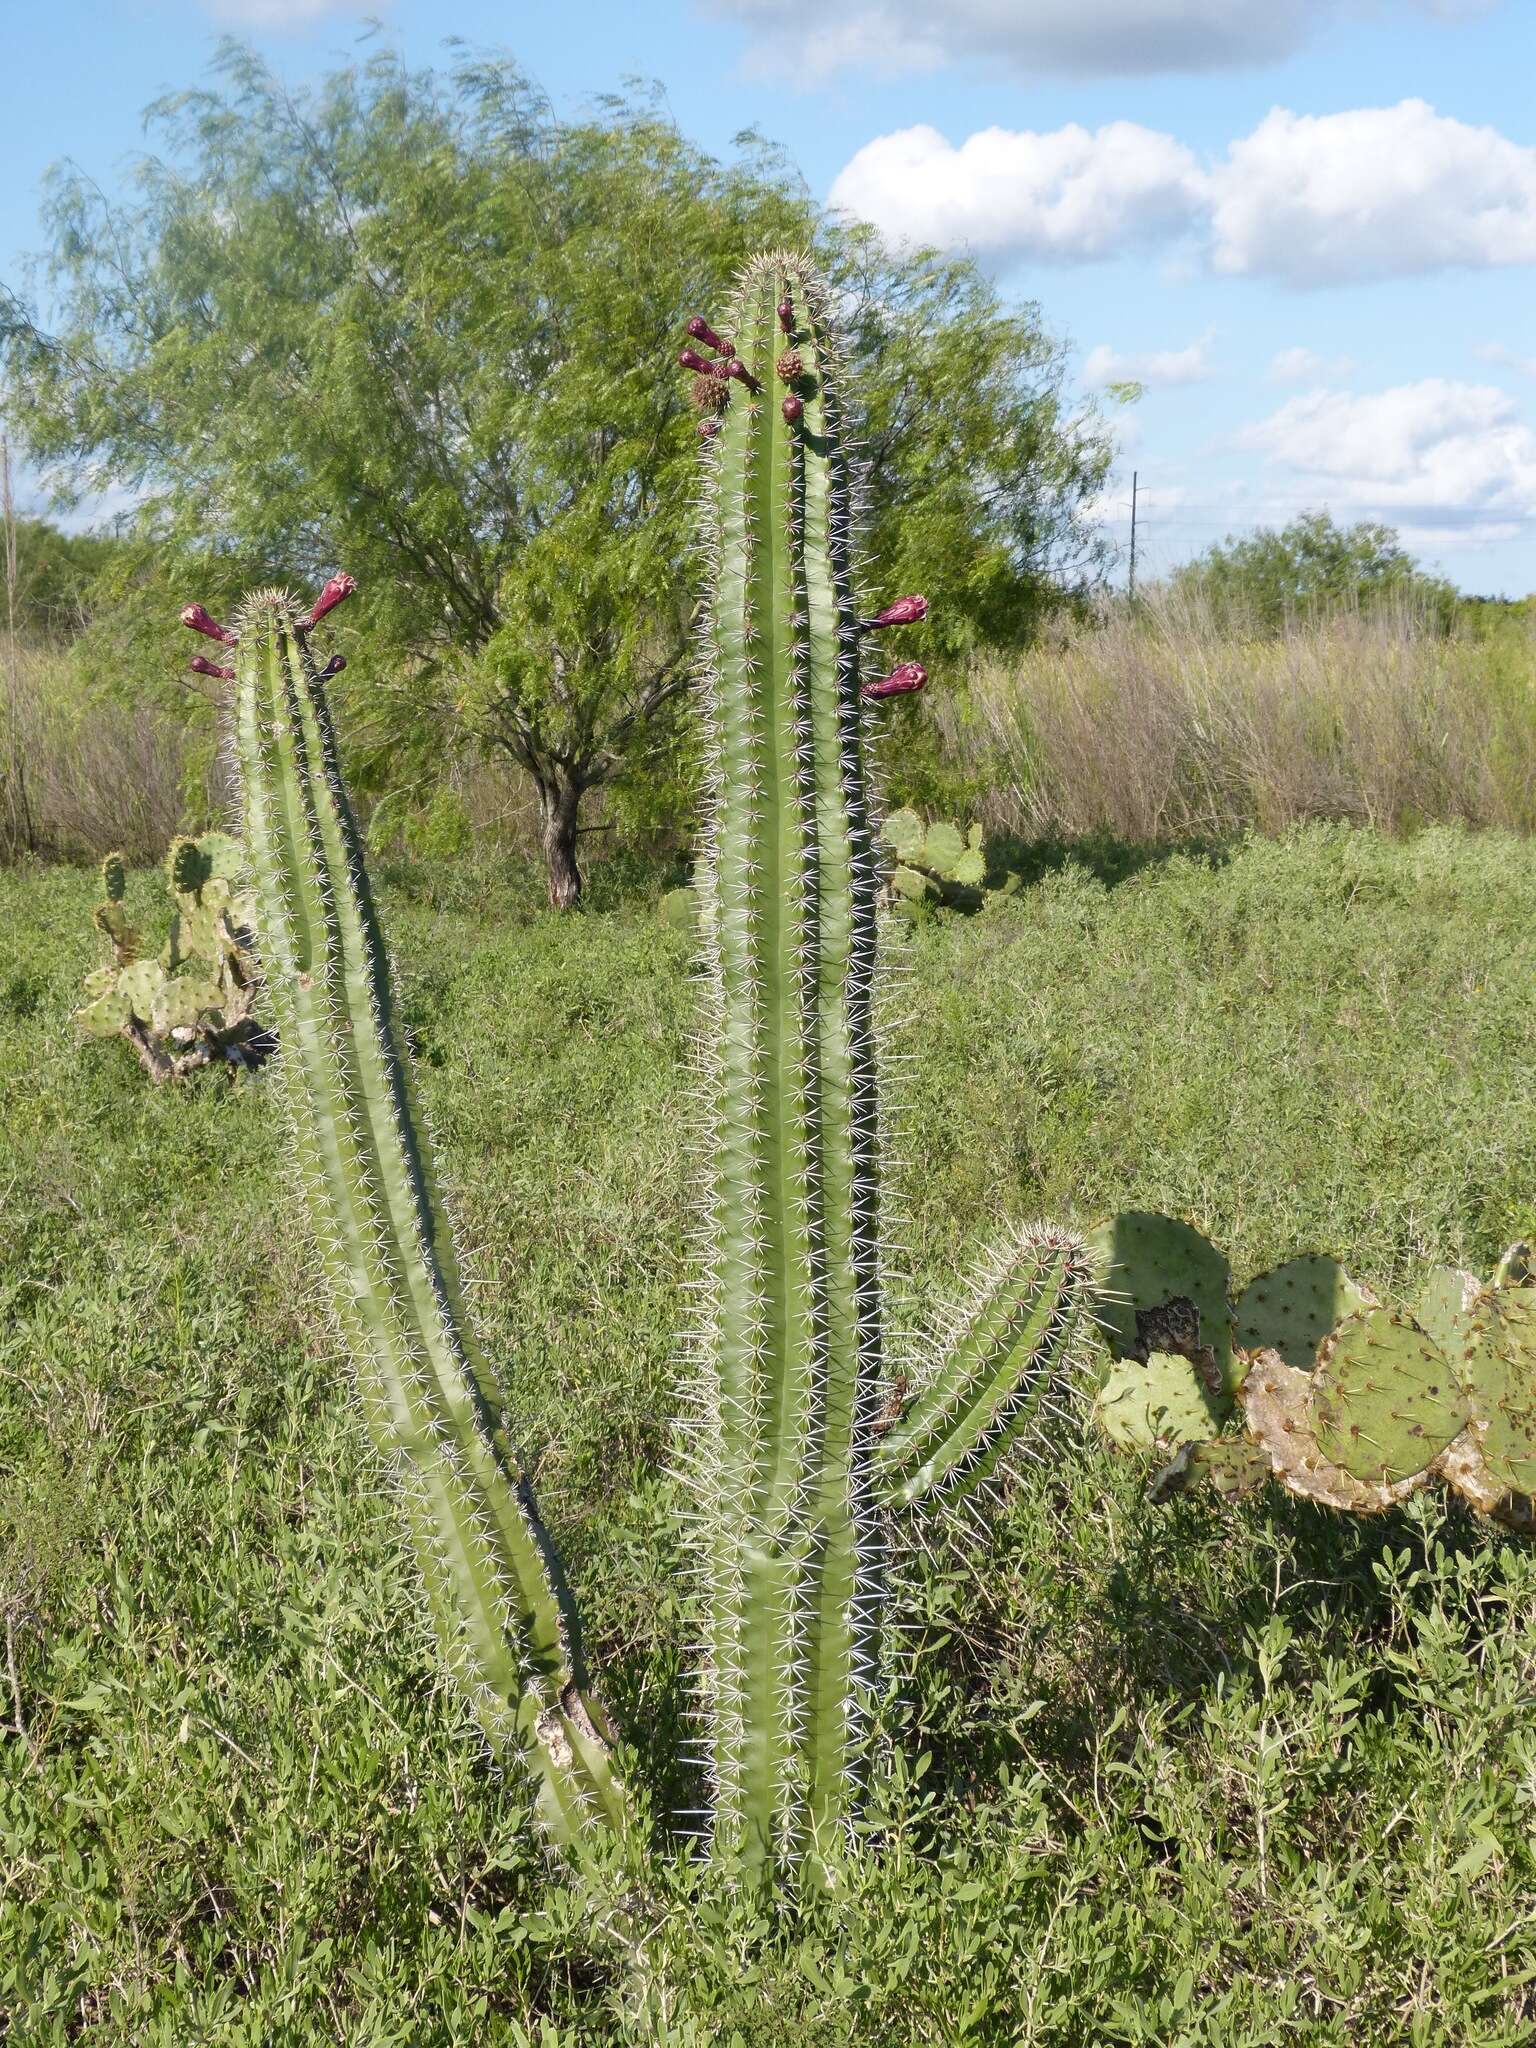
top-left (874, 1230), bottom-right (1095, 1514)
top-left (231, 593), bottom-right (625, 1847)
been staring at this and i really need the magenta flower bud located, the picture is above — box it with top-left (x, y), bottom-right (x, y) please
top-left (180, 602), bottom-right (238, 647)
top-left (305, 573), bottom-right (356, 630)
top-left (678, 346), bottom-right (713, 375)
top-left (723, 359), bottom-right (760, 393)
top-left (698, 418), bottom-right (722, 439)
top-left (686, 316), bottom-right (729, 355)
top-left (861, 661), bottom-right (928, 701)
top-left (188, 654), bottom-right (235, 682)
top-left (861, 594), bottom-right (929, 631)
top-left (317, 655), bottom-right (347, 681)
top-left (777, 298), bottom-right (794, 334)
top-left (781, 394), bottom-right (804, 424)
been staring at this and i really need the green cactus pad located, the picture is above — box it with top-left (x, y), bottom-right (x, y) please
top-left (167, 835), bottom-right (211, 899)
top-left (921, 820), bottom-right (966, 878)
top-left (155, 974), bottom-right (224, 1033)
top-left (1233, 1256), bottom-right (1375, 1370)
top-left (881, 807), bottom-right (925, 861)
top-left (77, 988), bottom-right (132, 1037)
top-left (1412, 1266), bottom-right (1480, 1360)
top-left (1149, 1436), bottom-right (1270, 1503)
top-left (170, 902), bottom-right (224, 963)
top-left (1093, 1351), bottom-right (1226, 1453)
top-left (100, 851), bottom-right (126, 903)
top-left (890, 866), bottom-right (936, 902)
top-left (1240, 1352), bottom-right (1427, 1513)
top-left (195, 830), bottom-right (244, 881)
top-left (1459, 1286), bottom-right (1536, 1494)
top-left (115, 959), bottom-right (166, 1021)
top-left (1309, 1309), bottom-right (1465, 1484)
top-left (81, 966), bottom-right (117, 1000)
top-left (1089, 1211), bottom-right (1234, 1392)
top-left (92, 899), bottom-right (139, 959)
top-left (949, 846), bottom-right (985, 888)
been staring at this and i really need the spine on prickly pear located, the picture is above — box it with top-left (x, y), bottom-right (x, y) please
top-left (688, 254), bottom-right (886, 1878)
top-left (227, 585), bottom-right (627, 1849)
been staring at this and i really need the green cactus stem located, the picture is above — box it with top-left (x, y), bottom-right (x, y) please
top-left (229, 587), bottom-right (627, 1851)
top-left (101, 850), bottom-right (125, 903)
top-left (685, 252), bottom-right (1094, 1882)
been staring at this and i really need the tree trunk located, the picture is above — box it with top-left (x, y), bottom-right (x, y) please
top-left (538, 772), bottom-right (586, 911)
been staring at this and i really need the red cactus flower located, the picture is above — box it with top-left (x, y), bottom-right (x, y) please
top-left (317, 655), bottom-right (347, 681)
top-left (180, 603), bottom-right (238, 647)
top-left (723, 359), bottom-right (761, 393)
top-left (678, 346), bottom-right (714, 375)
top-left (305, 573), bottom-right (356, 630)
top-left (686, 316), bottom-right (730, 355)
top-left (861, 661), bottom-right (928, 701)
top-left (861, 595), bottom-right (929, 630)
top-left (188, 654), bottom-right (235, 682)
top-left (777, 298), bottom-right (794, 334)
top-left (782, 394), bottom-right (804, 424)
top-left (698, 418), bottom-right (722, 439)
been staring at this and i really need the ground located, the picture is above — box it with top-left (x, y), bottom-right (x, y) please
top-left (4, 825), bottom-right (1536, 2045)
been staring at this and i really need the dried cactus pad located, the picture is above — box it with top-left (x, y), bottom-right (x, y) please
top-left (1309, 1309), bottom-right (1465, 1484)
top-left (1241, 1351), bottom-right (1427, 1514)
top-left (1233, 1255), bottom-right (1375, 1370)
top-left (1459, 1285), bottom-right (1536, 1495)
top-left (1090, 1211), bottom-right (1233, 1390)
top-left (1093, 1351), bottom-right (1225, 1453)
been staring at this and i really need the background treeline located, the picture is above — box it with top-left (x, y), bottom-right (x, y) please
top-left (1, 43), bottom-right (1533, 889)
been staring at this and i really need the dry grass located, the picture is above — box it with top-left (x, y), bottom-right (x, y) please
top-left (0, 643), bottom-right (193, 863)
top-left (937, 589), bottom-right (1536, 843)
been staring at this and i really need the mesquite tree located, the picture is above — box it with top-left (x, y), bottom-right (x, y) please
top-left (216, 253), bottom-right (1096, 1903)
top-left (1, 44), bottom-right (1110, 907)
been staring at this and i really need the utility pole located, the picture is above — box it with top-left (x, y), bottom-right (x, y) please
top-left (1128, 468), bottom-right (1139, 604)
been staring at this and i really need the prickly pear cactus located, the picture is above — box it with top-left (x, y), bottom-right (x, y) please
top-left (880, 810), bottom-right (995, 909)
top-left (1090, 1211), bottom-right (1234, 1402)
top-left (75, 833), bottom-right (267, 1082)
top-left (1233, 1255), bottom-right (1376, 1370)
top-left (1310, 1309), bottom-right (1467, 1484)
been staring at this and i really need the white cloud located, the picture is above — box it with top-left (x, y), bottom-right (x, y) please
top-left (1268, 347), bottom-right (1357, 385)
top-left (1477, 342), bottom-right (1536, 379)
top-left (202, 0), bottom-right (354, 25)
top-left (1084, 337), bottom-right (1215, 388)
top-left (713, 0), bottom-right (1497, 81)
top-left (829, 100), bottom-right (1536, 285)
top-left (1236, 380), bottom-right (1536, 544)
top-left (827, 122), bottom-right (1207, 263)
top-left (1210, 101), bottom-right (1536, 283)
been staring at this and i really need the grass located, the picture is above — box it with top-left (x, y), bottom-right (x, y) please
top-left (4, 825), bottom-right (1536, 2043)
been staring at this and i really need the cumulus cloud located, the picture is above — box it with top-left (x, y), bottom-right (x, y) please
top-left (1235, 380), bottom-right (1536, 544)
top-left (713, 0), bottom-right (1495, 81)
top-left (1210, 101), bottom-right (1536, 283)
top-left (1084, 337), bottom-right (1215, 388)
top-left (829, 100), bottom-right (1536, 285)
top-left (1268, 347), bottom-right (1357, 384)
top-left (827, 122), bottom-right (1207, 263)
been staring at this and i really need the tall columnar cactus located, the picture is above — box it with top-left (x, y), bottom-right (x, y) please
top-left (221, 251), bottom-right (1096, 1898)
top-left (225, 584), bottom-right (626, 1851)
top-left (681, 251), bottom-right (1094, 1879)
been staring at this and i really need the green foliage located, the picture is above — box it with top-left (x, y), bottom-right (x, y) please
top-left (74, 831), bottom-right (264, 1081)
top-left (1171, 511), bottom-right (1459, 635)
top-left (0, 515), bottom-right (122, 641)
top-left (1, 43), bottom-right (1108, 903)
top-left (9, 835), bottom-right (1536, 2038)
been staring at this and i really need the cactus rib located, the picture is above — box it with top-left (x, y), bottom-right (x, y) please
top-left (231, 591), bottom-right (626, 1848)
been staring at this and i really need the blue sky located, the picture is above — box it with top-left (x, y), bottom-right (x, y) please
top-left (3, 0), bottom-right (1534, 594)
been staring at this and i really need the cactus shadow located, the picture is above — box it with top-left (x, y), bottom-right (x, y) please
top-left (989, 831), bottom-right (1235, 894)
